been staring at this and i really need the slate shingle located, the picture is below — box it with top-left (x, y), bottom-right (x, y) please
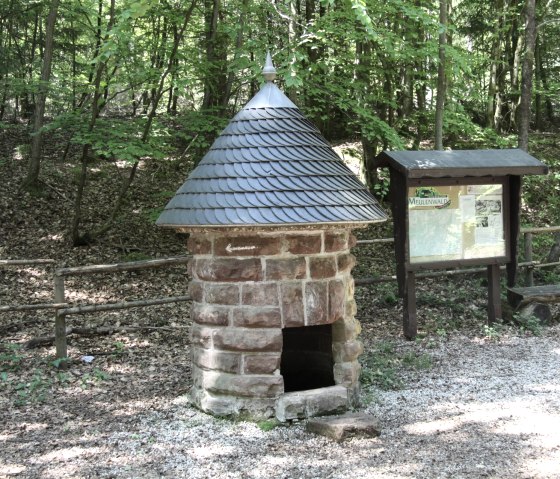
top-left (157, 80), bottom-right (387, 228)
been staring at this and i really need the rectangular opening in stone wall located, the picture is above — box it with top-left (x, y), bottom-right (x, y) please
top-left (281, 324), bottom-right (335, 392)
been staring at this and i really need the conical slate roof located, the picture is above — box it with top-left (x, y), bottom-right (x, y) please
top-left (157, 58), bottom-right (387, 228)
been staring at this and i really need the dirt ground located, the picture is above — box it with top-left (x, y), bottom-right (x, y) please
top-left (1, 129), bottom-right (559, 478)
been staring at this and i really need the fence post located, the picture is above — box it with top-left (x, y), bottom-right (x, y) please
top-left (524, 232), bottom-right (534, 286)
top-left (54, 274), bottom-right (67, 360)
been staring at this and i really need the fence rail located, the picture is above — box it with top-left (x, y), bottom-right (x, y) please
top-left (2, 225), bottom-right (558, 359)
top-left (0, 259), bottom-right (56, 266)
top-left (55, 255), bottom-right (191, 277)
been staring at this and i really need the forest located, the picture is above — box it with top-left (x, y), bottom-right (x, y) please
top-left (2, 2), bottom-right (560, 476)
top-left (1, 0), bottom-right (559, 245)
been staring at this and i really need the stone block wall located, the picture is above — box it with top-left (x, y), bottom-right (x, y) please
top-left (187, 229), bottom-right (363, 419)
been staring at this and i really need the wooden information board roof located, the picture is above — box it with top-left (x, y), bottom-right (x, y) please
top-left (377, 149), bottom-right (548, 179)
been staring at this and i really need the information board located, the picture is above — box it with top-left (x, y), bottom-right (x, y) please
top-left (408, 184), bottom-right (505, 264)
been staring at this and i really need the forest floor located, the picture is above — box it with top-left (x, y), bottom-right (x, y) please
top-left (1, 127), bottom-right (560, 478)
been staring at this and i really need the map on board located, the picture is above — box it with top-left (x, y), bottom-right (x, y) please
top-left (408, 184), bottom-right (505, 264)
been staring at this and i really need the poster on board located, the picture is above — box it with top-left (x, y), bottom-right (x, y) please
top-left (408, 184), bottom-right (505, 264)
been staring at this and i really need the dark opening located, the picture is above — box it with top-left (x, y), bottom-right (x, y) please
top-left (281, 324), bottom-right (335, 392)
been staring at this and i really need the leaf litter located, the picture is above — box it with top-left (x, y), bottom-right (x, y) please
top-left (1, 129), bottom-right (559, 478)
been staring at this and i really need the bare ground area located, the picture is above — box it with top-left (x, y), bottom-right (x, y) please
top-left (1, 130), bottom-right (560, 478)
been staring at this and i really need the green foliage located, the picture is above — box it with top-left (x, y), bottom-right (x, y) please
top-left (80, 368), bottom-right (111, 389)
top-left (143, 190), bottom-right (174, 223)
top-left (256, 419), bottom-right (280, 431)
top-left (361, 341), bottom-right (433, 391)
top-left (482, 322), bottom-right (505, 340)
top-left (514, 312), bottom-right (543, 337)
top-left (14, 372), bottom-right (52, 406)
top-left (373, 168), bottom-right (390, 200)
top-left (0, 344), bottom-right (24, 372)
top-left (173, 111), bottom-right (229, 165)
top-left (113, 341), bottom-right (126, 355)
top-left (51, 357), bottom-right (70, 369)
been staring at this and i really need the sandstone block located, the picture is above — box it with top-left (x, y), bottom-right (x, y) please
top-left (306, 412), bottom-right (381, 442)
top-left (265, 257), bottom-right (306, 281)
top-left (203, 371), bottom-right (284, 398)
top-left (187, 235), bottom-right (213, 255)
top-left (190, 325), bottom-right (215, 348)
top-left (346, 277), bottom-right (355, 296)
top-left (243, 353), bottom-right (281, 374)
top-left (275, 385), bottom-right (348, 422)
top-left (348, 234), bottom-right (357, 248)
top-left (188, 281), bottom-right (204, 303)
top-left (305, 281), bottom-right (328, 325)
top-left (324, 231), bottom-right (348, 252)
top-left (204, 283), bottom-right (240, 305)
top-left (192, 347), bottom-right (240, 373)
top-left (195, 394), bottom-right (276, 420)
top-left (214, 235), bottom-right (282, 257)
top-left (232, 307), bottom-right (281, 328)
top-left (192, 304), bottom-right (229, 326)
top-left (337, 253), bottom-right (356, 274)
top-left (309, 257), bottom-right (337, 279)
top-left (280, 282), bottom-right (305, 327)
top-left (194, 258), bottom-right (262, 282)
top-left (242, 283), bottom-right (279, 306)
top-left (190, 388), bottom-right (239, 417)
top-left (329, 280), bottom-right (346, 322)
top-left (333, 361), bottom-right (361, 386)
top-left (332, 317), bottom-right (361, 341)
top-left (212, 328), bottom-right (282, 352)
top-left (345, 299), bottom-right (357, 317)
top-left (286, 234), bottom-right (322, 255)
top-left (332, 339), bottom-right (364, 362)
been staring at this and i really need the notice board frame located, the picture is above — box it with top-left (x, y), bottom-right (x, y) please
top-left (378, 149), bottom-right (548, 339)
top-left (405, 176), bottom-right (511, 270)
top-left (389, 171), bottom-right (519, 339)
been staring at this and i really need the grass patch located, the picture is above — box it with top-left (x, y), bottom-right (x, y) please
top-left (361, 340), bottom-right (433, 391)
top-left (256, 419), bottom-right (281, 432)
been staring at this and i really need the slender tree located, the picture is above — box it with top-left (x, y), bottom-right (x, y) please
top-left (22, 0), bottom-right (60, 191)
top-left (518, 0), bottom-right (537, 151)
top-left (434, 0), bottom-right (447, 150)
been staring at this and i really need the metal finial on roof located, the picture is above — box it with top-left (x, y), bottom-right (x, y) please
top-left (262, 51), bottom-right (277, 82)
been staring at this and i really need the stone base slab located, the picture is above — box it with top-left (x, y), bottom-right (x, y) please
top-left (275, 385), bottom-right (349, 422)
top-left (306, 412), bottom-right (381, 442)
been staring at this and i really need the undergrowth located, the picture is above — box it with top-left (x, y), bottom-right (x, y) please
top-left (360, 340), bottom-right (433, 391)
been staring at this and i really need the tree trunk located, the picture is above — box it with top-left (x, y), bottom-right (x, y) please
top-left (518, 0), bottom-right (536, 151)
top-left (71, 0), bottom-right (116, 246)
top-left (202, 0), bottom-right (227, 112)
top-left (221, 0), bottom-right (248, 110)
top-left (21, 0), bottom-right (60, 191)
top-left (534, 35), bottom-right (544, 131)
top-left (487, 0), bottom-right (504, 129)
top-left (434, 0), bottom-right (447, 150)
top-left (79, 0), bottom-right (198, 244)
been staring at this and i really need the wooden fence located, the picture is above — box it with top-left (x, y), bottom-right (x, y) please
top-left (1, 257), bottom-right (191, 359)
top-left (1, 226), bottom-right (559, 359)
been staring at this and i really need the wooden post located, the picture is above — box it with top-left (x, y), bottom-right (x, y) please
top-left (524, 232), bottom-right (534, 286)
top-left (389, 168), bottom-right (407, 297)
top-left (506, 176), bottom-right (522, 288)
top-left (403, 271), bottom-right (417, 339)
top-left (487, 264), bottom-right (502, 324)
top-left (54, 274), bottom-right (67, 361)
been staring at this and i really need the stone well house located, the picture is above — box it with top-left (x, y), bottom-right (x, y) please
top-left (157, 54), bottom-right (387, 420)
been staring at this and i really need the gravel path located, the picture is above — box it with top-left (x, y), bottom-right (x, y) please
top-left (2, 326), bottom-right (559, 479)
